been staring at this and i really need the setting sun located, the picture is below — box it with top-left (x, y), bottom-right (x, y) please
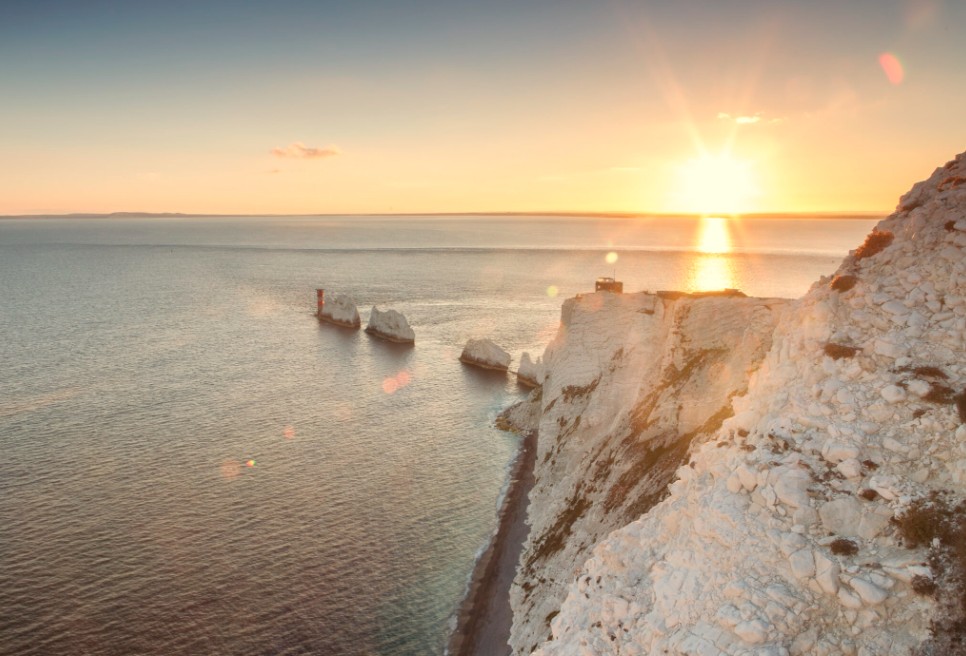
top-left (673, 154), bottom-right (758, 215)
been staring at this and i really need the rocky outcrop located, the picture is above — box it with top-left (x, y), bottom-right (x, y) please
top-left (518, 353), bottom-right (545, 388)
top-left (511, 150), bottom-right (966, 655)
top-left (508, 291), bottom-right (787, 653)
top-left (365, 306), bottom-right (415, 344)
top-left (460, 339), bottom-right (511, 372)
top-left (318, 293), bottom-right (361, 329)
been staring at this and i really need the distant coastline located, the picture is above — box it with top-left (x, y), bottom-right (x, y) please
top-left (0, 210), bottom-right (886, 220)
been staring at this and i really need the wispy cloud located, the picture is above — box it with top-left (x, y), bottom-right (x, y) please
top-left (271, 142), bottom-right (341, 159)
top-left (717, 112), bottom-right (781, 125)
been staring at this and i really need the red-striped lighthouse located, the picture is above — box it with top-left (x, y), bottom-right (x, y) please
top-left (316, 289), bottom-right (325, 316)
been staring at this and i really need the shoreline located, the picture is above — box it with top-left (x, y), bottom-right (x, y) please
top-left (447, 429), bottom-right (538, 656)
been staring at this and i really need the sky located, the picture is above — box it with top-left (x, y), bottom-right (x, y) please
top-left (1, 0), bottom-right (965, 215)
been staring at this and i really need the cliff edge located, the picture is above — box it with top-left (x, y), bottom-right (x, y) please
top-left (510, 151), bottom-right (966, 655)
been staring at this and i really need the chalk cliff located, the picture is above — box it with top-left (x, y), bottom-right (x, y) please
top-left (508, 151), bottom-right (966, 655)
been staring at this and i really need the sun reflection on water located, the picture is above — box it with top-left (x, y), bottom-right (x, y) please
top-left (689, 217), bottom-right (737, 291)
top-left (697, 216), bottom-right (732, 254)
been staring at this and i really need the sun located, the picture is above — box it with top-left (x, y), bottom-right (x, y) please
top-left (673, 153), bottom-right (758, 215)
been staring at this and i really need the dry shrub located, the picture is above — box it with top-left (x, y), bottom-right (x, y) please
top-left (911, 366), bottom-right (949, 380)
top-left (824, 343), bottom-right (860, 360)
top-left (938, 175), bottom-right (966, 192)
top-left (854, 230), bottom-right (895, 260)
top-left (830, 538), bottom-right (859, 556)
top-left (912, 575), bottom-right (939, 597)
top-left (946, 221), bottom-right (957, 232)
top-left (895, 493), bottom-right (966, 653)
top-left (924, 384), bottom-right (955, 405)
top-left (956, 390), bottom-right (966, 424)
top-left (830, 274), bottom-right (858, 292)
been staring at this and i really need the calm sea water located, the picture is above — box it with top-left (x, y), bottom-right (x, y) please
top-left (0, 215), bottom-right (878, 655)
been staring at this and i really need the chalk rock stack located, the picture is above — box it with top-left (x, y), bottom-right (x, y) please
top-left (460, 338), bottom-right (511, 372)
top-left (517, 352), bottom-right (545, 388)
top-left (318, 293), bottom-right (361, 329)
top-left (513, 151), bottom-right (966, 655)
top-left (365, 306), bottom-right (415, 344)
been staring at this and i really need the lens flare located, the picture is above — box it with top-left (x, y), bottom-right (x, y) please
top-left (879, 53), bottom-right (904, 85)
top-left (605, 252), bottom-right (618, 264)
top-left (245, 459), bottom-right (256, 468)
top-left (283, 425), bottom-right (295, 439)
top-left (381, 370), bottom-right (412, 395)
top-left (547, 285), bottom-right (559, 298)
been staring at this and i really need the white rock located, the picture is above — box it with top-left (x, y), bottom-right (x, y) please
top-left (824, 442), bottom-right (860, 463)
top-left (774, 469), bottom-right (811, 507)
top-left (734, 619), bottom-right (769, 644)
top-left (737, 464), bottom-right (759, 492)
top-left (873, 339), bottom-right (902, 358)
top-left (837, 458), bottom-right (863, 479)
top-left (819, 497), bottom-right (862, 537)
top-left (907, 379), bottom-right (932, 398)
top-left (881, 385), bottom-right (907, 403)
top-left (459, 338), bottom-right (511, 371)
top-left (318, 293), bottom-right (361, 328)
top-left (365, 306), bottom-right (415, 343)
top-left (518, 352), bottom-right (545, 387)
top-left (848, 577), bottom-right (888, 606)
top-left (789, 549), bottom-right (816, 580)
top-left (837, 587), bottom-right (864, 609)
top-left (815, 551), bottom-right (841, 595)
top-left (881, 300), bottom-right (909, 316)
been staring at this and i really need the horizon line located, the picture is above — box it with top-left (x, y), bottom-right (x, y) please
top-left (0, 209), bottom-right (889, 220)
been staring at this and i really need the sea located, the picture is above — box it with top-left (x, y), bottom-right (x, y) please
top-left (0, 214), bottom-right (879, 655)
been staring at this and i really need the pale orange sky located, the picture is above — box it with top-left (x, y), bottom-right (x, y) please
top-left (1, 1), bottom-right (964, 216)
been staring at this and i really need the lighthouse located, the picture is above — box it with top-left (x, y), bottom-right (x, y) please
top-left (316, 289), bottom-right (325, 316)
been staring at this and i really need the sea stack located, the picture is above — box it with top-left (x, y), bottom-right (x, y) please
top-left (365, 306), bottom-right (415, 344)
top-left (507, 150), bottom-right (966, 655)
top-left (459, 338), bottom-right (511, 372)
top-left (318, 293), bottom-right (361, 329)
top-left (517, 352), bottom-right (544, 387)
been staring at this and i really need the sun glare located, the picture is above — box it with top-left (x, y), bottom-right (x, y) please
top-left (674, 154), bottom-right (758, 215)
top-left (697, 216), bottom-right (732, 254)
top-left (688, 216), bottom-right (736, 291)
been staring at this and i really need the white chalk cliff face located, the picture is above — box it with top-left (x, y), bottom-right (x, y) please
top-left (511, 151), bottom-right (966, 655)
top-left (507, 291), bottom-right (788, 654)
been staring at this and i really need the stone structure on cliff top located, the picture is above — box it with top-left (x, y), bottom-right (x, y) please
top-left (505, 151), bottom-right (966, 655)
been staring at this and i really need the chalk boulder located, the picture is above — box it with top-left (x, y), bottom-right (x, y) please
top-left (459, 338), bottom-right (511, 372)
top-left (365, 306), bottom-right (415, 344)
top-left (517, 352), bottom-right (544, 387)
top-left (319, 293), bottom-right (360, 329)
